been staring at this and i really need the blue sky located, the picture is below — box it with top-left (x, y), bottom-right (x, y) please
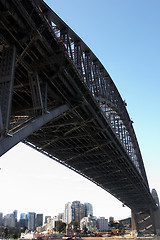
top-left (0, 0), bottom-right (160, 221)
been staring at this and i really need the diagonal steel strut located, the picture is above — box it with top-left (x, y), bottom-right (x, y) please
top-left (0, 104), bottom-right (69, 157)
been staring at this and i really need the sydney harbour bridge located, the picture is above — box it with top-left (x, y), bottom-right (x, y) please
top-left (0, 0), bottom-right (160, 235)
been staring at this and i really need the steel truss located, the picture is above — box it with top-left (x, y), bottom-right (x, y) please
top-left (58, 25), bottom-right (146, 182)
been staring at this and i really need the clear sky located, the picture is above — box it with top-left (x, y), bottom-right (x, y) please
top-left (0, 0), bottom-right (160, 221)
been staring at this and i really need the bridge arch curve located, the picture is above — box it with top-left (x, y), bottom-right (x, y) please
top-left (44, 3), bottom-right (148, 184)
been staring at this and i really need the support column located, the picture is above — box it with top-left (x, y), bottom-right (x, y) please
top-left (131, 207), bottom-right (160, 236)
top-left (131, 210), bottom-right (139, 237)
top-left (152, 207), bottom-right (160, 234)
top-left (0, 46), bottom-right (16, 137)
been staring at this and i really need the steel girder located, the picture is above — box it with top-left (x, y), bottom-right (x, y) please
top-left (0, 104), bottom-right (69, 156)
top-left (0, 46), bottom-right (16, 135)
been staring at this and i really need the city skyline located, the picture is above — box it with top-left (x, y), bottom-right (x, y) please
top-left (0, 201), bottom-right (94, 221)
top-left (0, 203), bottom-right (110, 233)
top-left (0, 142), bottom-right (131, 220)
top-left (0, 0), bottom-right (160, 221)
top-left (0, 200), bottom-right (116, 222)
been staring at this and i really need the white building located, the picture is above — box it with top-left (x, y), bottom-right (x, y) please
top-left (64, 202), bottom-right (72, 224)
top-left (80, 215), bottom-right (97, 233)
top-left (64, 201), bottom-right (93, 224)
top-left (44, 217), bottom-right (54, 231)
top-left (57, 213), bottom-right (64, 221)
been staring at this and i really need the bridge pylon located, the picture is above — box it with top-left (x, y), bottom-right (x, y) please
top-left (131, 189), bottom-right (160, 236)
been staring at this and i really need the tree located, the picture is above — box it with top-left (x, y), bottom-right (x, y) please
top-left (3, 228), bottom-right (8, 238)
top-left (69, 221), bottom-right (79, 231)
top-left (57, 221), bottom-right (66, 233)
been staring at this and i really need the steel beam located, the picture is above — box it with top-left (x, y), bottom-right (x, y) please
top-left (29, 72), bottom-right (44, 115)
top-left (0, 46), bottom-right (16, 136)
top-left (0, 104), bottom-right (69, 157)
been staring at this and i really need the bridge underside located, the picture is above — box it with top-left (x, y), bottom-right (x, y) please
top-left (25, 103), bottom-right (153, 213)
top-left (0, 0), bottom-right (158, 235)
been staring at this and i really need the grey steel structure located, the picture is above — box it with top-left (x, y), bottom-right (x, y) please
top-left (0, 0), bottom-right (159, 235)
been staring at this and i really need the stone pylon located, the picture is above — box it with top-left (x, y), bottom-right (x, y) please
top-left (131, 188), bottom-right (160, 236)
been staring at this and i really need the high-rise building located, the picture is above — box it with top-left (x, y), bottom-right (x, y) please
top-left (20, 213), bottom-right (26, 219)
top-left (84, 203), bottom-right (93, 217)
top-left (64, 201), bottom-right (91, 224)
top-left (13, 210), bottom-right (18, 220)
top-left (64, 202), bottom-right (72, 224)
top-left (27, 212), bottom-right (36, 231)
top-left (109, 216), bottom-right (114, 225)
top-left (0, 213), bottom-right (3, 226)
top-left (71, 201), bottom-right (85, 222)
top-left (20, 213), bottom-right (28, 227)
top-left (36, 214), bottom-right (43, 228)
top-left (97, 217), bottom-right (108, 232)
top-left (19, 218), bottom-right (26, 228)
top-left (4, 214), bottom-right (16, 228)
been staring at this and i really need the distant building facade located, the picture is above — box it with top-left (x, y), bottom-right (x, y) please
top-left (13, 210), bottom-right (18, 220)
top-left (57, 212), bottom-right (64, 221)
top-left (36, 214), bottom-right (43, 228)
top-left (20, 213), bottom-right (26, 219)
top-left (109, 216), bottom-right (114, 225)
top-left (4, 213), bottom-right (16, 227)
top-left (45, 216), bottom-right (51, 224)
top-left (71, 201), bottom-right (85, 222)
top-left (19, 213), bottom-right (27, 228)
top-left (84, 203), bottom-right (93, 217)
top-left (44, 217), bottom-right (54, 231)
top-left (28, 212), bottom-right (36, 231)
top-left (0, 213), bottom-right (3, 226)
top-left (119, 217), bottom-right (131, 228)
top-left (64, 201), bottom-right (93, 224)
top-left (64, 203), bottom-right (72, 224)
top-left (97, 217), bottom-right (108, 232)
top-left (80, 215), bottom-right (97, 232)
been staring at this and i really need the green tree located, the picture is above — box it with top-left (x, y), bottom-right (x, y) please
top-left (3, 228), bottom-right (8, 238)
top-left (57, 221), bottom-right (66, 233)
top-left (69, 221), bottom-right (79, 231)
